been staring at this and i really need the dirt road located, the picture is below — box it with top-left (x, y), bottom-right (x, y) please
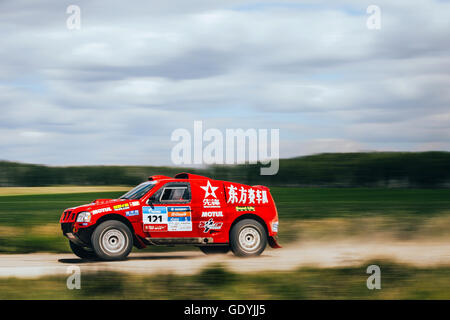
top-left (1, 239), bottom-right (450, 278)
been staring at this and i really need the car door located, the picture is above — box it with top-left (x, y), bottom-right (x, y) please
top-left (142, 182), bottom-right (194, 238)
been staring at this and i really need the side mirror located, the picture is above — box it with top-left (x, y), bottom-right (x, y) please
top-left (147, 197), bottom-right (155, 208)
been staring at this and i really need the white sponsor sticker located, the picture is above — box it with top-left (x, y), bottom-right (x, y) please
top-left (201, 180), bottom-right (221, 208)
top-left (91, 207), bottom-right (112, 215)
top-left (201, 211), bottom-right (223, 218)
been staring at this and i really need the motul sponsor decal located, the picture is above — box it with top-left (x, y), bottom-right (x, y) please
top-left (91, 207), bottom-right (112, 215)
top-left (201, 211), bottom-right (223, 218)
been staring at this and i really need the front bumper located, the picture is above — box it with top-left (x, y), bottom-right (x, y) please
top-left (61, 223), bottom-right (94, 246)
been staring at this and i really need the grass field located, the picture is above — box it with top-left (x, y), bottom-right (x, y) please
top-left (0, 190), bottom-right (126, 253)
top-left (271, 187), bottom-right (450, 219)
top-left (2, 262), bottom-right (450, 299)
top-left (0, 187), bottom-right (449, 253)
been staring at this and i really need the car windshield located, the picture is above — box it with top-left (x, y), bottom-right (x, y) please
top-left (120, 181), bottom-right (156, 200)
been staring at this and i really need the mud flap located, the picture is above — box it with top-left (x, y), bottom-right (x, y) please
top-left (134, 235), bottom-right (147, 249)
top-left (268, 236), bottom-right (282, 249)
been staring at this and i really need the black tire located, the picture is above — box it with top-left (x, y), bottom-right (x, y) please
top-left (199, 246), bottom-right (230, 255)
top-left (69, 241), bottom-right (97, 260)
top-left (91, 220), bottom-right (133, 261)
top-left (230, 219), bottom-right (267, 257)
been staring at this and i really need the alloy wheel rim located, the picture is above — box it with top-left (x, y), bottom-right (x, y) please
top-left (238, 226), bottom-right (261, 252)
top-left (101, 229), bottom-right (126, 254)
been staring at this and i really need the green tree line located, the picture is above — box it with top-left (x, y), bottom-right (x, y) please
top-left (0, 152), bottom-right (449, 188)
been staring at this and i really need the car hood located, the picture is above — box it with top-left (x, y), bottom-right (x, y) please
top-left (66, 198), bottom-right (126, 213)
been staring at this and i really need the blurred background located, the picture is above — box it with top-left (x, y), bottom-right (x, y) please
top-left (1, 152), bottom-right (450, 299)
top-left (0, 0), bottom-right (450, 299)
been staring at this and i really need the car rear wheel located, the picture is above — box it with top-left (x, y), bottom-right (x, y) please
top-left (91, 220), bottom-right (133, 261)
top-left (199, 246), bottom-right (230, 255)
top-left (69, 241), bottom-right (97, 260)
top-left (230, 219), bottom-right (267, 257)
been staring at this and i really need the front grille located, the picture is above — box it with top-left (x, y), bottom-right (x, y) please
top-left (60, 210), bottom-right (77, 223)
top-left (61, 223), bottom-right (73, 234)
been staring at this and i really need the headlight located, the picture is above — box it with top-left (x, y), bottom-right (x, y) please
top-left (76, 211), bottom-right (91, 223)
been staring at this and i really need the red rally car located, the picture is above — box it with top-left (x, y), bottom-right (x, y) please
top-left (60, 173), bottom-right (281, 260)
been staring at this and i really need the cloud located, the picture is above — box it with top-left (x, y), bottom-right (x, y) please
top-left (0, 0), bottom-right (449, 165)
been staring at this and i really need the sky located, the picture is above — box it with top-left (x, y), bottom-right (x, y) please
top-left (0, 0), bottom-right (449, 166)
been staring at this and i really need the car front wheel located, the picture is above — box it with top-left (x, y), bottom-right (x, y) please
top-left (69, 241), bottom-right (97, 260)
top-left (91, 220), bottom-right (133, 261)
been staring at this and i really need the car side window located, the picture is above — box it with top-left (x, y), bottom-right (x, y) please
top-left (150, 182), bottom-right (191, 204)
